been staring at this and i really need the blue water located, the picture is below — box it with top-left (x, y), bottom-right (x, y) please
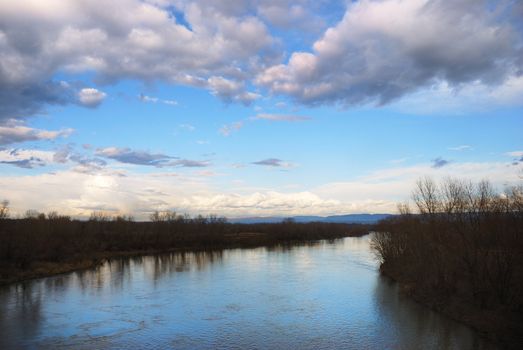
top-left (0, 236), bottom-right (494, 349)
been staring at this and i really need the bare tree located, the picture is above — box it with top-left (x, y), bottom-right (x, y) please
top-left (373, 177), bottom-right (523, 329)
top-left (25, 209), bottom-right (43, 219)
top-left (89, 211), bottom-right (110, 221)
top-left (440, 177), bottom-right (467, 214)
top-left (412, 177), bottom-right (440, 215)
top-left (150, 210), bottom-right (177, 222)
top-left (397, 201), bottom-right (411, 215)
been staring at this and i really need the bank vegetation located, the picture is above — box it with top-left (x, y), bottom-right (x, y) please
top-left (372, 177), bottom-right (523, 347)
top-left (0, 203), bottom-right (370, 285)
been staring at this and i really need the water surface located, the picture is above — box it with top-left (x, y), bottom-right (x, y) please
top-left (0, 236), bottom-right (494, 349)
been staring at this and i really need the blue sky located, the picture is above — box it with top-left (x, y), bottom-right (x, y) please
top-left (0, 0), bottom-right (522, 218)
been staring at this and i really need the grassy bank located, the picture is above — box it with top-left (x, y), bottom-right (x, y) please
top-left (0, 212), bottom-right (371, 285)
top-left (372, 178), bottom-right (523, 349)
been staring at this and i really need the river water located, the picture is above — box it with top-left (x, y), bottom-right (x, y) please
top-left (0, 235), bottom-right (494, 349)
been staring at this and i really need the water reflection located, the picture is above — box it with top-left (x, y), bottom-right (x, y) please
top-left (0, 237), bottom-right (495, 349)
top-left (0, 284), bottom-right (43, 349)
top-left (372, 275), bottom-right (492, 349)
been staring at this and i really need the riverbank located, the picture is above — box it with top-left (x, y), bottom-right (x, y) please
top-left (371, 179), bottom-right (523, 350)
top-left (380, 262), bottom-right (523, 349)
top-left (0, 227), bottom-right (369, 286)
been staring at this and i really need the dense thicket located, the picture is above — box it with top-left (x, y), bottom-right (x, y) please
top-left (0, 206), bottom-right (369, 271)
top-left (372, 178), bottom-right (523, 342)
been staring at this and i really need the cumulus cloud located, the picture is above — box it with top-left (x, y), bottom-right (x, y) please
top-left (0, 0), bottom-right (276, 121)
top-left (207, 76), bottom-right (260, 105)
top-left (0, 81), bottom-right (74, 122)
top-left (0, 123), bottom-right (73, 146)
top-left (0, 81), bottom-right (108, 122)
top-left (390, 78), bottom-right (523, 115)
top-left (251, 113), bottom-right (311, 122)
top-left (3, 0), bottom-right (520, 117)
top-left (256, 0), bottom-right (523, 106)
top-left (77, 88), bottom-right (106, 107)
top-left (257, 1), bottom-right (325, 33)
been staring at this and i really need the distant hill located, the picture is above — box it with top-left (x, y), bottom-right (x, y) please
top-left (229, 214), bottom-right (391, 224)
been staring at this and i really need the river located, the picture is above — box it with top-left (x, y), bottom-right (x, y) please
top-left (0, 235), bottom-right (494, 349)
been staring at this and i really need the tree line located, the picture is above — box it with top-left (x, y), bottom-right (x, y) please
top-left (0, 203), bottom-right (370, 272)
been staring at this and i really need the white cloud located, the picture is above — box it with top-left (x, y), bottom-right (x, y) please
top-left (187, 191), bottom-right (341, 217)
top-left (257, 2), bottom-right (326, 33)
top-left (448, 145), bottom-right (473, 151)
top-left (0, 167), bottom-right (346, 218)
top-left (219, 121), bottom-right (244, 136)
top-left (139, 94), bottom-right (159, 103)
top-left (251, 113), bottom-right (311, 122)
top-left (507, 151), bottom-right (523, 158)
top-left (1, 0), bottom-right (521, 119)
top-left (207, 76), bottom-right (261, 105)
top-left (256, 0), bottom-right (523, 107)
top-left (391, 79), bottom-right (523, 115)
top-left (489, 75), bottom-right (523, 105)
top-left (77, 88), bottom-right (106, 107)
top-left (163, 99), bottom-right (178, 106)
top-left (314, 160), bottom-right (523, 211)
top-left (0, 123), bottom-right (73, 145)
top-left (0, 0), bottom-right (277, 119)
top-left (388, 158), bottom-right (408, 164)
top-left (0, 0), bottom-right (276, 121)
top-left (139, 94), bottom-right (178, 106)
top-left (0, 149), bottom-right (55, 169)
top-left (0, 157), bottom-right (521, 218)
